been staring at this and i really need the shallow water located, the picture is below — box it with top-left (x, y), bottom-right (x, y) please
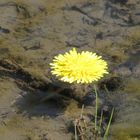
top-left (0, 0), bottom-right (140, 140)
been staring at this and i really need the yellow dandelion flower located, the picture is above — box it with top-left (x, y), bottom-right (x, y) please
top-left (50, 48), bottom-right (108, 84)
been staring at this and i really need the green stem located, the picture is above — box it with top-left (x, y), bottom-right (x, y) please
top-left (103, 108), bottom-right (114, 140)
top-left (74, 120), bottom-right (78, 140)
top-left (98, 110), bottom-right (103, 135)
top-left (94, 85), bottom-right (98, 132)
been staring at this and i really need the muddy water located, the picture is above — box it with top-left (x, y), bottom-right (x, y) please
top-left (0, 0), bottom-right (140, 140)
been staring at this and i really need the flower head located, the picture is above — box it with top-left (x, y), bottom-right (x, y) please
top-left (50, 48), bottom-right (108, 84)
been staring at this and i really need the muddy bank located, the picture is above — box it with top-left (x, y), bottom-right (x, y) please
top-left (0, 0), bottom-right (140, 140)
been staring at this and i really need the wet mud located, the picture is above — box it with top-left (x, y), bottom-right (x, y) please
top-left (0, 0), bottom-right (140, 140)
